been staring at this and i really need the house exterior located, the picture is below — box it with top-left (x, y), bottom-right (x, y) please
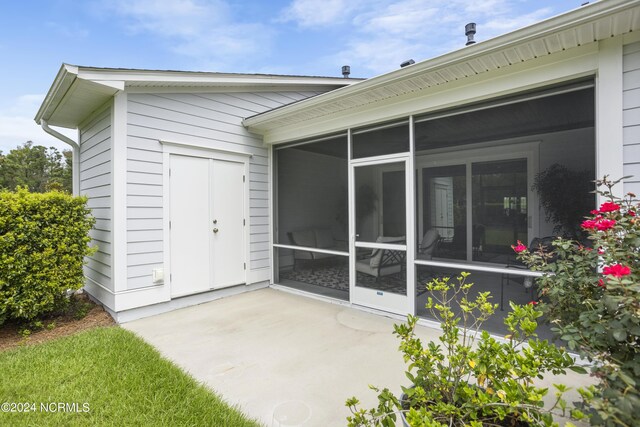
top-left (36, 0), bottom-right (640, 322)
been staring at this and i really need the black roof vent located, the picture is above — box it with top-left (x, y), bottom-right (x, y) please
top-left (465, 23), bottom-right (477, 46)
top-left (342, 65), bottom-right (351, 78)
top-left (400, 59), bottom-right (415, 68)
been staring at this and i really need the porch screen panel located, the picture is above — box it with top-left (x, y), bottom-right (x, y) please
top-left (415, 265), bottom-right (552, 338)
top-left (352, 122), bottom-right (409, 159)
top-left (275, 136), bottom-right (349, 300)
top-left (355, 164), bottom-right (406, 243)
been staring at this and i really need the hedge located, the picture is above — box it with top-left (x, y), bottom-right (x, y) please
top-left (0, 188), bottom-right (95, 324)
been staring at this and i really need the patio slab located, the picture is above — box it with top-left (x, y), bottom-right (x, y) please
top-left (122, 288), bottom-right (592, 426)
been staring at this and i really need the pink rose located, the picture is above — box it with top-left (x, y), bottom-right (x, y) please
top-left (511, 240), bottom-right (527, 253)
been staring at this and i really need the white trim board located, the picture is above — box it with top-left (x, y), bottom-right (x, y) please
top-left (160, 139), bottom-right (254, 159)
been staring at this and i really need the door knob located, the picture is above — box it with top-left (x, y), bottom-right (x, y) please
top-left (213, 219), bottom-right (218, 224)
top-left (213, 228), bottom-right (219, 233)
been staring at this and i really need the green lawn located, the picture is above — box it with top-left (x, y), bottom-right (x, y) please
top-left (0, 326), bottom-right (261, 426)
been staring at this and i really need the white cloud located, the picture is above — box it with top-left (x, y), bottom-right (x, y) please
top-left (0, 95), bottom-right (74, 154)
top-left (101, 0), bottom-right (273, 71)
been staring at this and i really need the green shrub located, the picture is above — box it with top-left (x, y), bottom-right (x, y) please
top-left (346, 273), bottom-right (584, 427)
top-left (0, 188), bottom-right (95, 324)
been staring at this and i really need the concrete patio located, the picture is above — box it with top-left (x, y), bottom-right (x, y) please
top-left (123, 288), bottom-right (591, 426)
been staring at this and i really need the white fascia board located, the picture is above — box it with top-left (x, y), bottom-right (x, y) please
top-left (34, 63), bottom-right (78, 123)
top-left (244, 0), bottom-right (639, 129)
top-left (123, 84), bottom-right (351, 95)
top-left (74, 67), bottom-right (360, 87)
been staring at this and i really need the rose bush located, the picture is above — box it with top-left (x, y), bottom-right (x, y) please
top-left (516, 176), bottom-right (640, 426)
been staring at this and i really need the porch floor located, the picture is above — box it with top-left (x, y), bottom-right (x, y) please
top-left (122, 287), bottom-right (591, 426)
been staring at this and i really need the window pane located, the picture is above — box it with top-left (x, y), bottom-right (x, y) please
top-left (352, 123), bottom-right (409, 159)
top-left (472, 159), bottom-right (527, 263)
top-left (420, 165), bottom-right (466, 261)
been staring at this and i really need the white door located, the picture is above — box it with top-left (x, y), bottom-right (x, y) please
top-left (211, 159), bottom-right (245, 288)
top-left (170, 154), bottom-right (246, 297)
top-left (170, 155), bottom-right (212, 296)
top-left (351, 158), bottom-right (411, 315)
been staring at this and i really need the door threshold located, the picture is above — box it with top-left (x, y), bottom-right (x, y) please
top-left (270, 284), bottom-right (415, 324)
top-left (269, 284), bottom-right (351, 308)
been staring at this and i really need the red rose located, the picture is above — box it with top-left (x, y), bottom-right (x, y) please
top-left (595, 219), bottom-right (616, 231)
top-left (582, 219), bottom-right (597, 229)
top-left (511, 240), bottom-right (527, 253)
top-left (598, 278), bottom-right (606, 288)
top-left (527, 301), bottom-right (538, 305)
top-left (599, 202), bottom-right (621, 213)
top-left (602, 264), bottom-right (631, 278)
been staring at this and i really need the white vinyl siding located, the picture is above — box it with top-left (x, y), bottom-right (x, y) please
top-left (126, 91), bottom-right (321, 289)
top-left (624, 42), bottom-right (640, 194)
top-left (79, 106), bottom-right (112, 291)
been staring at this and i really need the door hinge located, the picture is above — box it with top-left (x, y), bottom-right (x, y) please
top-left (169, 220), bottom-right (172, 230)
top-left (169, 168), bottom-right (171, 177)
top-left (243, 175), bottom-right (246, 182)
top-left (170, 273), bottom-right (172, 282)
top-left (243, 218), bottom-right (246, 226)
top-left (244, 263), bottom-right (246, 270)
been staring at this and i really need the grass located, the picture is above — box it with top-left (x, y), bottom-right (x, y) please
top-left (0, 326), bottom-right (261, 426)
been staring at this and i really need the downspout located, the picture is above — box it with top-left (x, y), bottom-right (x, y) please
top-left (40, 120), bottom-right (80, 196)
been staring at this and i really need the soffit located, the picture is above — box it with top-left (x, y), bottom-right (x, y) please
top-left (244, 0), bottom-right (640, 135)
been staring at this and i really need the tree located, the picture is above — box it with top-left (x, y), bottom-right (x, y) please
top-left (0, 141), bottom-right (72, 193)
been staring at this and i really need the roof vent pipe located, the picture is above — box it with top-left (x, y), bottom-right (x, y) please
top-left (465, 23), bottom-right (477, 46)
top-left (342, 65), bottom-right (350, 78)
top-left (400, 59), bottom-right (415, 68)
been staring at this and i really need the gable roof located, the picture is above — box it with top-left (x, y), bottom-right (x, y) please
top-left (243, 0), bottom-right (640, 139)
top-left (35, 65), bottom-right (361, 128)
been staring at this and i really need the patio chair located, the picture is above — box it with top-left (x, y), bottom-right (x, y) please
top-left (417, 229), bottom-right (440, 260)
top-left (355, 236), bottom-right (405, 279)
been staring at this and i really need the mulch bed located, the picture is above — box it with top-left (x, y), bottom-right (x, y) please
top-left (0, 293), bottom-right (115, 352)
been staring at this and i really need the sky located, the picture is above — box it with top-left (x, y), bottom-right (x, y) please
top-left (0, 0), bottom-right (589, 153)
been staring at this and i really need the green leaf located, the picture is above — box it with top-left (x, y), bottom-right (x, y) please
top-left (612, 329), bottom-right (627, 342)
top-left (569, 366), bottom-right (587, 374)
